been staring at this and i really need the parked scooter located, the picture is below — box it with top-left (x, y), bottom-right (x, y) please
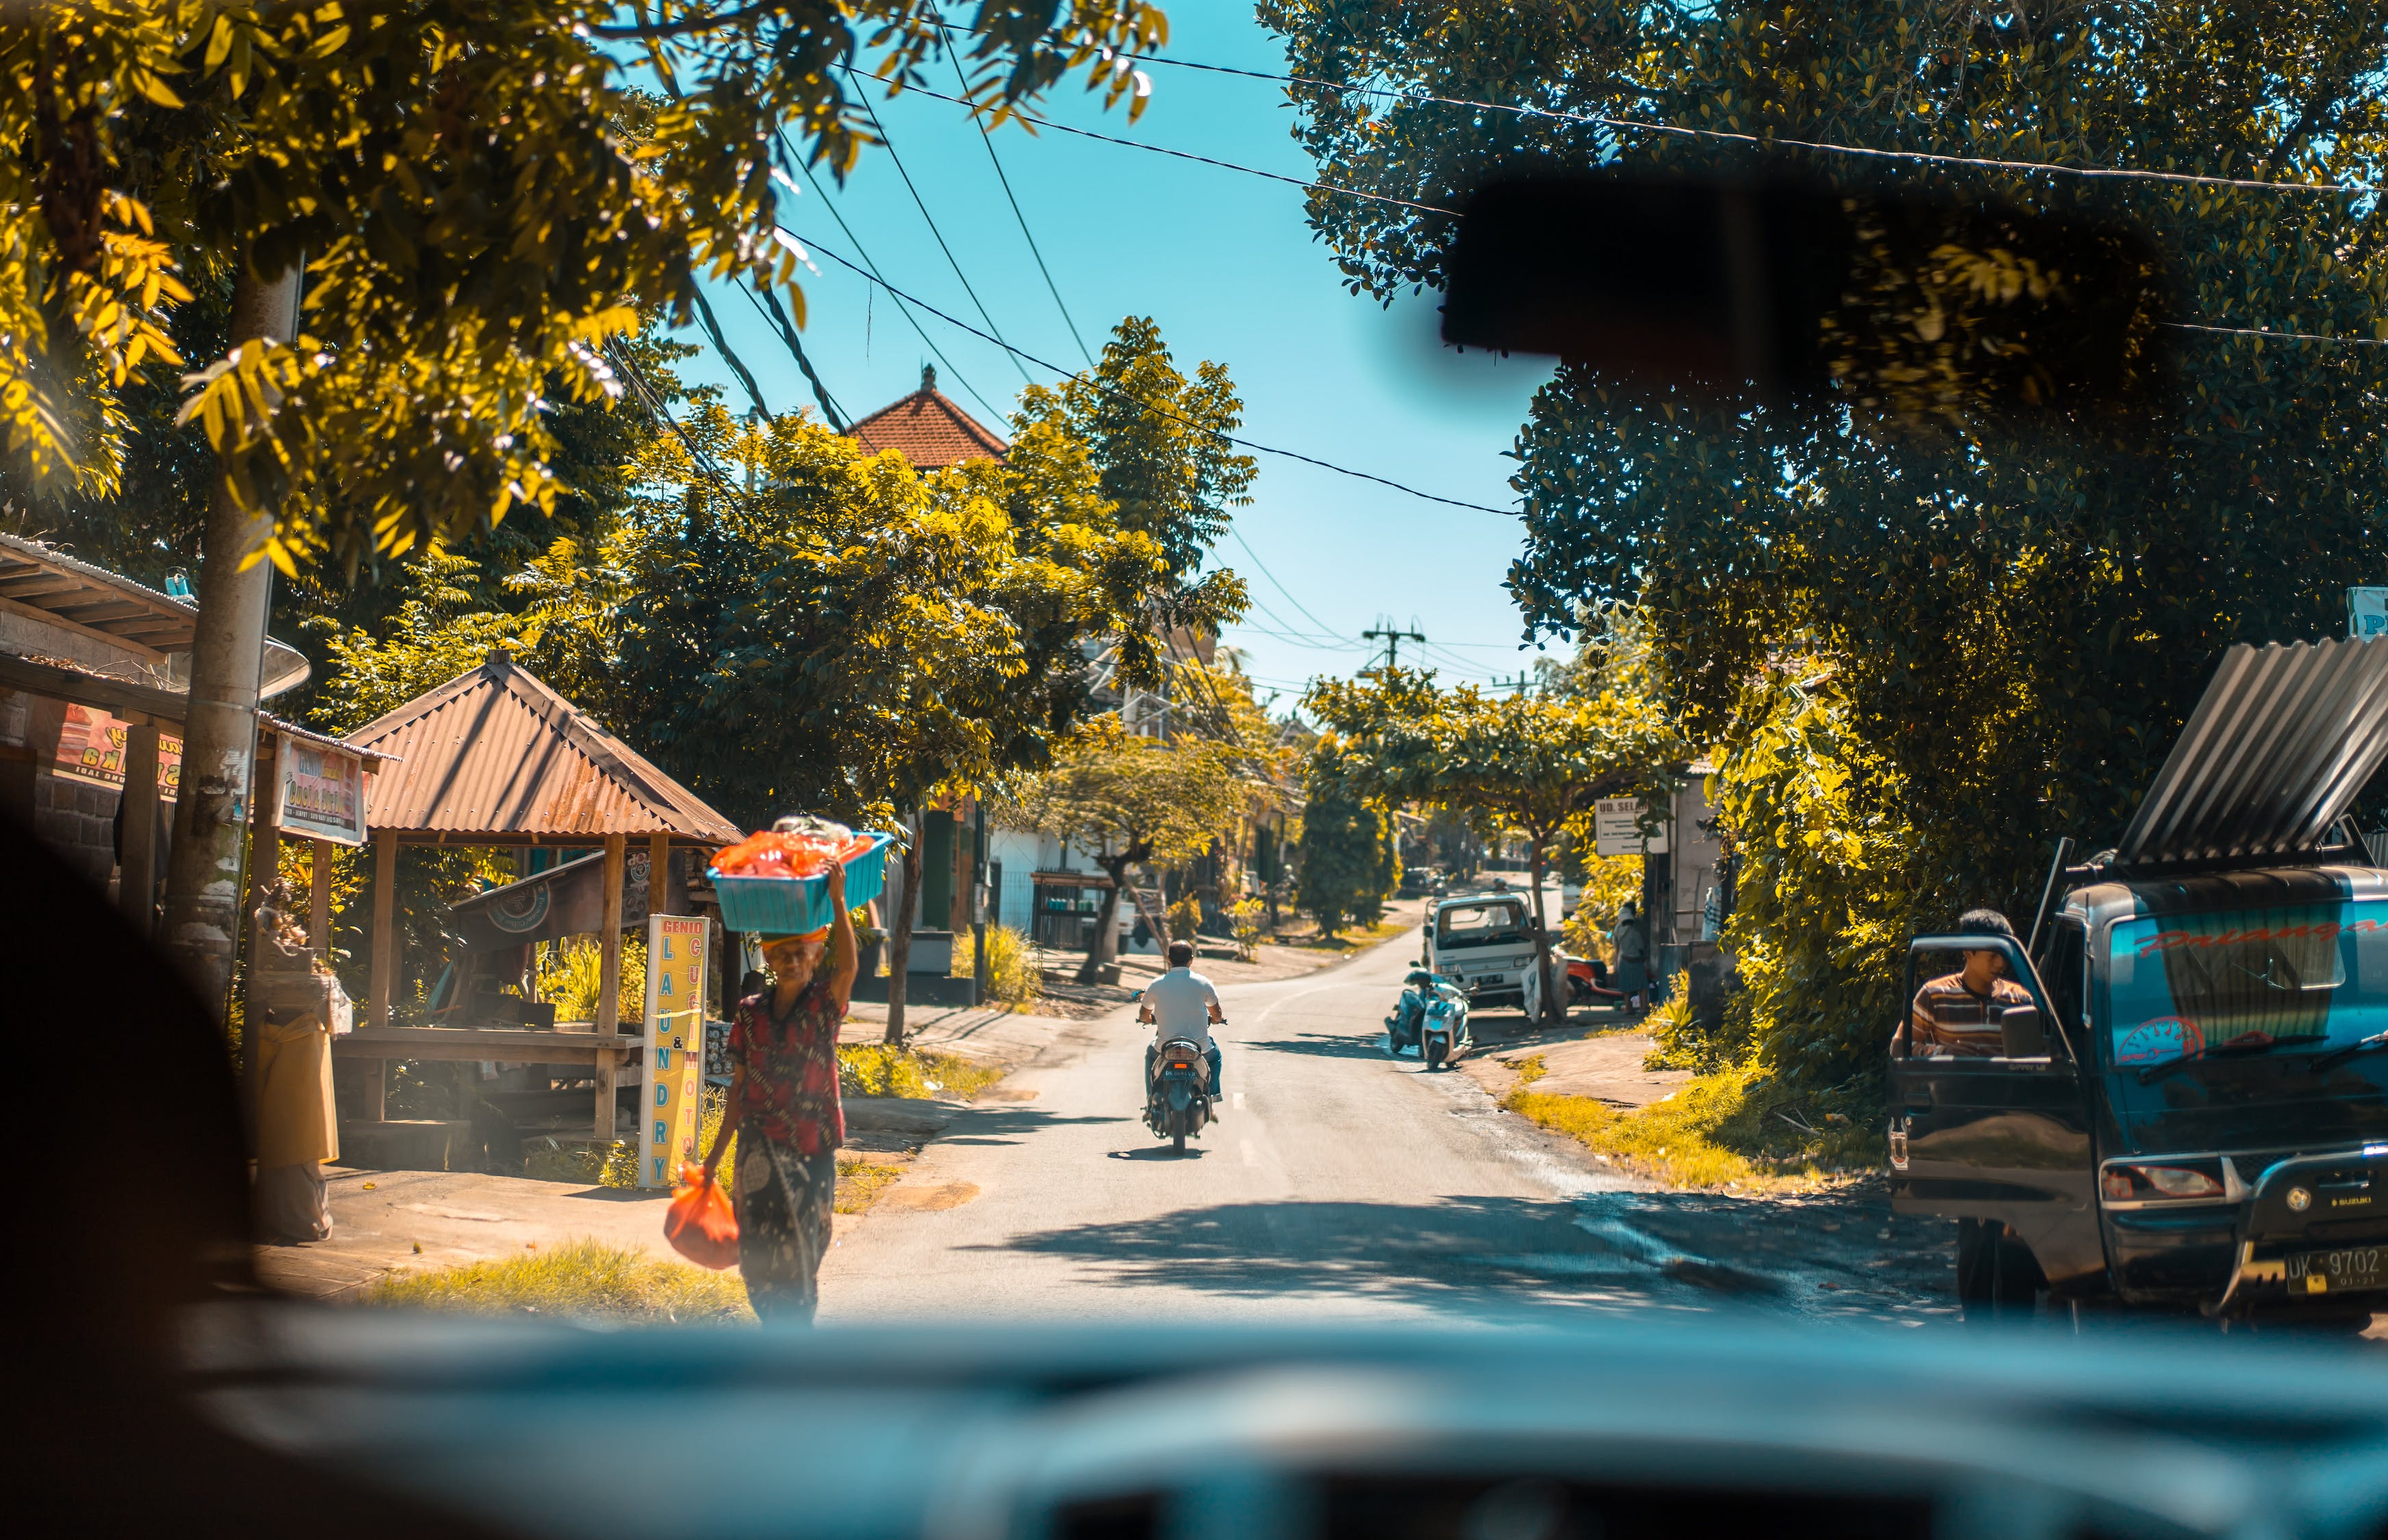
top-left (1146, 1036), bottom-right (1214, 1154)
top-left (1385, 968), bottom-right (1472, 1070)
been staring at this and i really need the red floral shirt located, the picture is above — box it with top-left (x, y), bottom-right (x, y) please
top-left (727, 977), bottom-right (845, 1155)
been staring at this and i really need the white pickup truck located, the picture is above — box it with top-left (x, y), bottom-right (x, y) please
top-left (1421, 890), bottom-right (1541, 1014)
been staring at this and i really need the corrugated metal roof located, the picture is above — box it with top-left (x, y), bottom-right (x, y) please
top-left (342, 652), bottom-right (743, 843)
top-left (2116, 638), bottom-right (2388, 869)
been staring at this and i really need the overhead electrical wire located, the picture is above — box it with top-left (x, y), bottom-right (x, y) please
top-left (1227, 526), bottom-right (1352, 641)
top-left (773, 129), bottom-right (1010, 423)
top-left (886, 77), bottom-right (1461, 217)
top-left (847, 86), bottom-right (1038, 385)
top-left (789, 229), bottom-right (1521, 517)
top-left (1114, 49), bottom-right (2379, 198)
top-left (2163, 320), bottom-right (2388, 347)
top-left (942, 40), bottom-right (1098, 368)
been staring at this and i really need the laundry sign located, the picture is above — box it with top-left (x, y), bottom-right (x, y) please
top-left (1593, 797), bottom-right (1669, 858)
top-left (2350, 587), bottom-right (2387, 640)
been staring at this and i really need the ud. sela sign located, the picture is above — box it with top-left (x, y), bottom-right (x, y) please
top-left (2353, 587), bottom-right (2388, 640)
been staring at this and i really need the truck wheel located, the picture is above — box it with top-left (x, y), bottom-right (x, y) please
top-left (1957, 1219), bottom-right (2046, 1323)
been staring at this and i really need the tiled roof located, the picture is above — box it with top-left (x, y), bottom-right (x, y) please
top-left (847, 365), bottom-right (1008, 470)
top-left (343, 651), bottom-right (743, 844)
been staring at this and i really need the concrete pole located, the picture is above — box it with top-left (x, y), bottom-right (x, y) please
top-left (159, 263), bottom-right (303, 1014)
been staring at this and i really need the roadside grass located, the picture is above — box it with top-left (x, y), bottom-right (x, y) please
top-left (838, 1044), bottom-right (1003, 1100)
top-left (835, 1161), bottom-right (904, 1213)
top-left (1502, 1057), bottom-right (1879, 1192)
top-left (366, 1237), bottom-right (752, 1323)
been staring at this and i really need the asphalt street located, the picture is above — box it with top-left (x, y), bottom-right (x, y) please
top-left (817, 924), bottom-right (1960, 1329)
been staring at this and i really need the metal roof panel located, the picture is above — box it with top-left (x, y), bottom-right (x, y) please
top-left (2116, 638), bottom-right (2388, 868)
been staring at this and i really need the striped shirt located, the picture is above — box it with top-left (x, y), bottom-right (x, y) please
top-left (1908, 973), bottom-right (2033, 1057)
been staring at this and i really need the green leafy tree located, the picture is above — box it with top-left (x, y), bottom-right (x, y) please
top-left (1010, 316), bottom-right (1254, 641)
top-left (1004, 717), bottom-right (1242, 982)
top-left (1293, 762), bottom-right (1398, 937)
top-left (1307, 667), bottom-right (1684, 1018)
top-left (0, 1), bottom-right (1168, 568)
top-left (1259, 0), bottom-right (2388, 1072)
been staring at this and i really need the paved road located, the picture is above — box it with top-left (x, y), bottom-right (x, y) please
top-left (817, 925), bottom-right (1958, 1328)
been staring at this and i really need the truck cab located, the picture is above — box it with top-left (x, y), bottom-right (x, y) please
top-left (1424, 891), bottom-right (1539, 1012)
top-left (1887, 637), bottom-right (2388, 1324)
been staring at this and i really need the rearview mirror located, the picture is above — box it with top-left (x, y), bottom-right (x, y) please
top-left (1441, 173), bottom-right (2170, 428)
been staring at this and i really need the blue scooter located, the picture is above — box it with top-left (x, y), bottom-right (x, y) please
top-left (1386, 968), bottom-right (1472, 1070)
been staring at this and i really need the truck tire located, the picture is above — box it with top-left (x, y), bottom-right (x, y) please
top-left (1957, 1218), bottom-right (2045, 1323)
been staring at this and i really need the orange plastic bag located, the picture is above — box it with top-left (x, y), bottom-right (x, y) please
top-left (663, 1163), bottom-right (739, 1270)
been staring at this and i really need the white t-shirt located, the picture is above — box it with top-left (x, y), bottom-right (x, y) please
top-left (1144, 967), bottom-right (1221, 1053)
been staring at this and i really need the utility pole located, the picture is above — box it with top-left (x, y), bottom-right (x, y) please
top-left (1361, 624), bottom-right (1426, 671)
top-left (159, 263), bottom-right (303, 1014)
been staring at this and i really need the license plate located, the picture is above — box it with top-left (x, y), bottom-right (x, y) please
top-left (2285, 1246), bottom-right (2386, 1295)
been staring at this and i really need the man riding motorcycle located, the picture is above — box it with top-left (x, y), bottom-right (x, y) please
top-left (1140, 939), bottom-right (1224, 1101)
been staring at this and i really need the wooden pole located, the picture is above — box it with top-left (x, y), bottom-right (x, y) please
top-left (364, 825), bottom-right (396, 1122)
top-left (594, 832), bottom-right (626, 1140)
top-left (647, 830), bottom-right (670, 914)
top-left (369, 827), bottom-right (397, 1029)
top-left (117, 718), bottom-right (161, 938)
top-left (309, 838), bottom-right (332, 953)
top-left (240, 734), bottom-right (280, 1138)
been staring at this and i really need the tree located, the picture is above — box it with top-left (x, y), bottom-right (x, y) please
top-left (1307, 668), bottom-right (1683, 1021)
top-left (1004, 718), bottom-right (1242, 983)
top-left (1293, 761), bottom-right (1397, 937)
top-left (1258, 0), bottom-right (2388, 1073)
top-left (1010, 316), bottom-right (1255, 645)
top-left (3, 1), bottom-right (1170, 1006)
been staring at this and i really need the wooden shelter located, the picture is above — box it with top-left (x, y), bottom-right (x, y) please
top-left (338, 650), bottom-right (743, 1138)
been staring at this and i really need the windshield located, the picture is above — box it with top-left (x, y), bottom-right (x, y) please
top-left (1437, 901), bottom-right (1528, 948)
top-left (2103, 902), bottom-right (2388, 1068)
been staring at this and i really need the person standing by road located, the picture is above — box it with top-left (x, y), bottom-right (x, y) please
top-left (1610, 900), bottom-right (1650, 1010)
top-left (702, 863), bottom-right (858, 1322)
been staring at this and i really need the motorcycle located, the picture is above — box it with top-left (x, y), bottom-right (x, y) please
top-left (1385, 969), bottom-right (1472, 1070)
top-left (1146, 1035), bottom-right (1214, 1154)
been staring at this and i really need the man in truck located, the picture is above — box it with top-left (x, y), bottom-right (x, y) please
top-left (1907, 908), bottom-right (2035, 1057)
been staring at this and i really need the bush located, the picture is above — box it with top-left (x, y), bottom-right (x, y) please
top-left (953, 924), bottom-right (1042, 1008)
top-left (1227, 897), bottom-right (1264, 961)
top-left (537, 935), bottom-right (646, 1024)
top-left (1641, 971), bottom-right (1717, 1071)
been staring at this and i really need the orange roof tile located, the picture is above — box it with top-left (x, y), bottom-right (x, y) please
top-left (847, 365), bottom-right (1008, 470)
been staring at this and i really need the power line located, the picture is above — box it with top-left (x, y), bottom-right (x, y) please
top-left (773, 130), bottom-right (1011, 424)
top-left (942, 40), bottom-right (1097, 369)
top-left (1119, 49), bottom-right (2379, 198)
top-left (845, 82), bottom-right (1035, 385)
top-left (888, 78), bottom-right (1463, 217)
top-left (789, 228), bottom-right (1523, 517)
top-left (735, 276), bottom-right (850, 430)
top-left (1227, 526), bottom-right (1348, 640)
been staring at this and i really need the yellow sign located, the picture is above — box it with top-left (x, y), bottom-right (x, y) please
top-left (641, 914), bottom-right (712, 1190)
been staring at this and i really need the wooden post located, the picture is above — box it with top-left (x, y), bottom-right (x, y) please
top-left (309, 838), bottom-right (332, 953)
top-left (117, 718), bottom-right (161, 937)
top-left (647, 830), bottom-right (670, 914)
top-left (594, 832), bottom-right (626, 1140)
top-left (369, 827), bottom-right (397, 1028)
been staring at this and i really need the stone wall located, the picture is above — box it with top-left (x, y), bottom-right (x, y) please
top-left (31, 768), bottom-right (120, 895)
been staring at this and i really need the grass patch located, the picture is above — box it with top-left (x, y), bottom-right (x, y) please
top-left (365, 1237), bottom-right (752, 1323)
top-left (951, 924), bottom-right (1044, 1010)
top-left (836, 1159), bottom-right (903, 1213)
top-left (1502, 1057), bottom-right (1879, 1192)
top-left (1274, 915), bottom-right (1408, 952)
top-left (838, 1044), bottom-right (1002, 1100)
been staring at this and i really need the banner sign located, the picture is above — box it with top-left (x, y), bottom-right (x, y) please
top-left (2351, 587), bottom-right (2387, 640)
top-left (448, 848), bottom-right (694, 953)
top-left (1593, 797), bottom-right (1669, 858)
top-left (51, 704), bottom-right (182, 797)
top-left (641, 914), bottom-right (712, 1190)
top-left (272, 734), bottom-right (370, 845)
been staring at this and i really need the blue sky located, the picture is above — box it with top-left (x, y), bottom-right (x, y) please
top-left (670, 7), bottom-right (1563, 711)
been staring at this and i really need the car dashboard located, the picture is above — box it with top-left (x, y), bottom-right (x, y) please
top-left (185, 1308), bottom-right (2388, 1540)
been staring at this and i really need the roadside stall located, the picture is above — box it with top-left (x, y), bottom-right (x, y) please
top-left (335, 650), bottom-right (742, 1143)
